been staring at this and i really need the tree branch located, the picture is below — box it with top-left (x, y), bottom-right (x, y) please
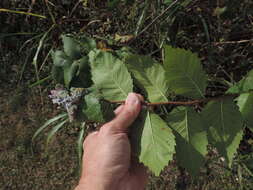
top-left (107, 94), bottom-right (238, 106)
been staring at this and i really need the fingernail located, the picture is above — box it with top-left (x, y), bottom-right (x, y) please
top-left (126, 93), bottom-right (139, 106)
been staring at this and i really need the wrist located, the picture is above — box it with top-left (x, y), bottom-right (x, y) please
top-left (75, 183), bottom-right (106, 190)
top-left (77, 176), bottom-right (117, 190)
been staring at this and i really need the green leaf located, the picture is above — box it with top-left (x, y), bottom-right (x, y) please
top-left (70, 56), bottom-right (92, 88)
top-left (202, 98), bottom-right (244, 167)
top-left (79, 35), bottom-right (97, 53)
top-left (227, 69), bottom-right (253, 94)
top-left (89, 50), bottom-right (133, 101)
top-left (46, 119), bottom-right (68, 147)
top-left (51, 65), bottom-right (64, 84)
top-left (62, 56), bottom-right (92, 88)
top-left (62, 35), bottom-right (82, 60)
top-left (131, 111), bottom-right (175, 176)
top-left (164, 45), bottom-right (207, 99)
top-left (32, 113), bottom-right (68, 144)
top-left (51, 50), bottom-right (73, 85)
top-left (236, 93), bottom-right (253, 132)
top-left (126, 54), bottom-right (169, 102)
top-left (167, 107), bottom-right (208, 175)
top-left (52, 50), bottom-right (69, 66)
top-left (63, 61), bottom-right (76, 88)
top-left (82, 93), bottom-right (105, 122)
top-left (115, 47), bottom-right (135, 61)
top-left (164, 0), bottom-right (173, 5)
top-left (100, 100), bottom-right (115, 122)
top-left (82, 92), bottom-right (115, 122)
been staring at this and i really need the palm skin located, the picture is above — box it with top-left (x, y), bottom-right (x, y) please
top-left (75, 93), bottom-right (148, 190)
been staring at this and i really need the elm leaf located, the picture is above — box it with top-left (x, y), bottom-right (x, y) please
top-left (167, 107), bottom-right (208, 175)
top-left (164, 45), bottom-right (207, 99)
top-left (236, 92), bottom-right (253, 132)
top-left (82, 93), bottom-right (104, 122)
top-left (126, 54), bottom-right (169, 102)
top-left (227, 69), bottom-right (253, 94)
top-left (89, 50), bottom-right (133, 101)
top-left (202, 98), bottom-right (244, 167)
top-left (131, 111), bottom-right (175, 176)
top-left (82, 92), bottom-right (115, 122)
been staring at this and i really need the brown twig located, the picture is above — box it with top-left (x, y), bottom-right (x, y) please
top-left (213, 39), bottom-right (253, 45)
top-left (107, 94), bottom-right (238, 106)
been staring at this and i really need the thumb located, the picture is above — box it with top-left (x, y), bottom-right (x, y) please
top-left (106, 93), bottom-right (142, 133)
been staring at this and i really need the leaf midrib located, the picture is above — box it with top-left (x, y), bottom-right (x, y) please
top-left (149, 77), bottom-right (168, 101)
top-left (112, 71), bottom-right (128, 97)
top-left (185, 109), bottom-right (189, 142)
top-left (142, 67), bottom-right (167, 101)
top-left (168, 62), bottom-right (205, 98)
top-left (147, 112), bottom-right (157, 161)
top-left (107, 57), bottom-right (128, 97)
top-left (185, 109), bottom-right (193, 166)
top-left (185, 74), bottom-right (204, 98)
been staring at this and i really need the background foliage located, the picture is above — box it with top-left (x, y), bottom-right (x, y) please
top-left (1, 0), bottom-right (253, 189)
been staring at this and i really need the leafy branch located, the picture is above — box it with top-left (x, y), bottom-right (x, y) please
top-left (108, 94), bottom-right (239, 106)
top-left (33, 34), bottom-right (253, 177)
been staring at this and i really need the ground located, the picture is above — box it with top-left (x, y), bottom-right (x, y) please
top-left (1, 88), bottom-right (252, 189)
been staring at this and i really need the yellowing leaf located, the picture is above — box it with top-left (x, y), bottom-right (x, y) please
top-left (97, 41), bottom-right (113, 52)
top-left (115, 34), bottom-right (134, 43)
top-left (81, 0), bottom-right (88, 7)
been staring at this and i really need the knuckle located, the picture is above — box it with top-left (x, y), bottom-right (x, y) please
top-left (124, 108), bottom-right (136, 118)
top-left (99, 124), bottom-right (114, 134)
top-left (116, 133), bottom-right (128, 139)
top-left (83, 132), bottom-right (97, 147)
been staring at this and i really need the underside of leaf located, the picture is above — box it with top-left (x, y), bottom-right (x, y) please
top-left (202, 98), bottom-right (244, 167)
top-left (236, 93), bottom-right (253, 132)
top-left (130, 111), bottom-right (175, 176)
top-left (167, 107), bottom-right (208, 176)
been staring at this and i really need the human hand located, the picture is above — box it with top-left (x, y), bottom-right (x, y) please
top-left (75, 93), bottom-right (148, 190)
